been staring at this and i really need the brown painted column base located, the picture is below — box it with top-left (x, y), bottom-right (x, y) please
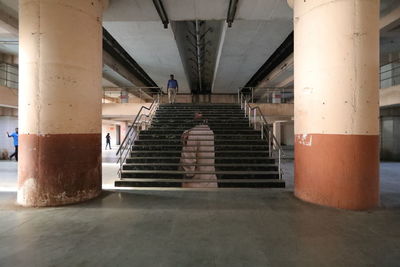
top-left (17, 134), bottom-right (102, 207)
top-left (295, 134), bottom-right (379, 210)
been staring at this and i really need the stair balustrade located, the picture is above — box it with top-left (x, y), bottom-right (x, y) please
top-left (116, 89), bottom-right (162, 177)
top-left (239, 91), bottom-right (285, 180)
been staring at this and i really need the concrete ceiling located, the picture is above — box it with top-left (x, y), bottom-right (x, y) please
top-left (0, 0), bottom-right (18, 55)
top-left (103, 21), bottom-right (190, 93)
top-left (0, 0), bottom-right (397, 95)
top-left (104, 0), bottom-right (293, 93)
top-left (212, 19), bottom-right (292, 93)
top-left (104, 0), bottom-right (290, 21)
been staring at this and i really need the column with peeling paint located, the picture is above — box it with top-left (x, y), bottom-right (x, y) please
top-left (291, 0), bottom-right (380, 210)
top-left (18, 0), bottom-right (107, 206)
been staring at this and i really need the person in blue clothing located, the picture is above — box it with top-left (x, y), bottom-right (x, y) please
top-left (167, 74), bottom-right (179, 104)
top-left (7, 128), bottom-right (18, 161)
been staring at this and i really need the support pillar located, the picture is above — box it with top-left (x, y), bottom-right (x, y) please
top-left (18, 0), bottom-right (107, 206)
top-left (292, 0), bottom-right (380, 210)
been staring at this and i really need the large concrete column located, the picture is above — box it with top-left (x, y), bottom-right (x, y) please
top-left (292, 0), bottom-right (380, 210)
top-left (18, 0), bottom-right (107, 206)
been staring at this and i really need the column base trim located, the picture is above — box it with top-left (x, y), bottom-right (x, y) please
top-left (294, 133), bottom-right (379, 210)
top-left (17, 133), bottom-right (102, 207)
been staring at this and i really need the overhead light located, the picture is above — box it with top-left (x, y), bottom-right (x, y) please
top-left (152, 0), bottom-right (169, 29)
top-left (226, 0), bottom-right (239, 28)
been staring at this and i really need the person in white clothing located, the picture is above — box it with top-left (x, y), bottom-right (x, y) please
top-left (180, 113), bottom-right (218, 188)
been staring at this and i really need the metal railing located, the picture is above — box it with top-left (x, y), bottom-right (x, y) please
top-left (238, 87), bottom-right (293, 104)
top-left (0, 62), bottom-right (18, 89)
top-left (116, 89), bottom-right (163, 177)
top-left (103, 86), bottom-right (164, 103)
top-left (239, 91), bottom-right (285, 180)
top-left (380, 59), bottom-right (400, 89)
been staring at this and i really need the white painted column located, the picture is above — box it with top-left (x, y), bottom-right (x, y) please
top-left (292, 0), bottom-right (380, 210)
top-left (18, 0), bottom-right (107, 206)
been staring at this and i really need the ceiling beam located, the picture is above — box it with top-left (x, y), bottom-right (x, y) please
top-left (0, 2), bottom-right (18, 36)
top-left (257, 54), bottom-right (293, 88)
top-left (245, 31), bottom-right (293, 88)
top-left (226, 0), bottom-right (239, 28)
top-left (103, 52), bottom-right (153, 100)
top-left (152, 0), bottom-right (169, 29)
top-left (275, 75), bottom-right (294, 88)
top-left (102, 28), bottom-right (158, 89)
top-left (380, 5), bottom-right (400, 33)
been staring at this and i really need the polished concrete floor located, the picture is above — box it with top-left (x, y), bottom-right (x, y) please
top-left (0, 156), bottom-right (400, 266)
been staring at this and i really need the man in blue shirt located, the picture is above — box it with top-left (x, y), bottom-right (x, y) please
top-left (167, 74), bottom-right (179, 104)
top-left (7, 127), bottom-right (18, 161)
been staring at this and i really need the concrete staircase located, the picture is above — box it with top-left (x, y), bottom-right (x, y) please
top-left (115, 103), bottom-right (285, 188)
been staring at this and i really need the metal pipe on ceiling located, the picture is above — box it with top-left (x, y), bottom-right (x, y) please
top-left (152, 0), bottom-right (169, 29)
top-left (226, 0), bottom-right (239, 28)
top-left (195, 20), bottom-right (203, 92)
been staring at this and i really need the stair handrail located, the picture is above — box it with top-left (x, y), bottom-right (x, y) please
top-left (239, 91), bottom-right (285, 180)
top-left (116, 89), bottom-right (162, 177)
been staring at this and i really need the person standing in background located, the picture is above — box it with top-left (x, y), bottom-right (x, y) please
top-left (105, 133), bottom-right (112, 150)
top-left (167, 74), bottom-right (179, 104)
top-left (7, 128), bottom-right (18, 161)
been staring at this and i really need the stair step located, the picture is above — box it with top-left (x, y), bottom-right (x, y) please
top-left (134, 140), bottom-right (267, 145)
top-left (130, 154), bottom-right (270, 158)
top-left (147, 126), bottom-right (254, 133)
top-left (148, 128), bottom-right (254, 132)
top-left (125, 157), bottom-right (277, 164)
top-left (154, 115), bottom-right (245, 118)
top-left (132, 145), bottom-right (267, 149)
top-left (121, 170), bottom-right (277, 174)
top-left (159, 106), bottom-right (241, 109)
top-left (130, 150), bottom-right (269, 154)
top-left (142, 130), bottom-right (259, 133)
top-left (138, 135), bottom-right (263, 140)
top-left (151, 124), bottom-right (249, 126)
top-left (126, 156), bottom-right (277, 159)
top-left (156, 109), bottom-right (243, 112)
top-left (122, 164), bottom-right (278, 171)
top-left (115, 179), bottom-right (285, 188)
top-left (123, 163), bottom-right (277, 166)
top-left (152, 118), bottom-right (249, 121)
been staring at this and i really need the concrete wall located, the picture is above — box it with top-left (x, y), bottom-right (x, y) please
top-left (102, 120), bottom-right (129, 147)
top-left (102, 103), bottom-right (151, 118)
top-left (380, 84), bottom-right (400, 107)
top-left (281, 121), bottom-right (294, 146)
top-left (102, 122), bottom-right (118, 147)
top-left (0, 85), bottom-right (17, 107)
top-left (250, 103), bottom-right (294, 117)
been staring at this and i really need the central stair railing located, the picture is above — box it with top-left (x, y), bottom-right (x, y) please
top-left (239, 90), bottom-right (285, 180)
top-left (116, 89), bottom-right (163, 177)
